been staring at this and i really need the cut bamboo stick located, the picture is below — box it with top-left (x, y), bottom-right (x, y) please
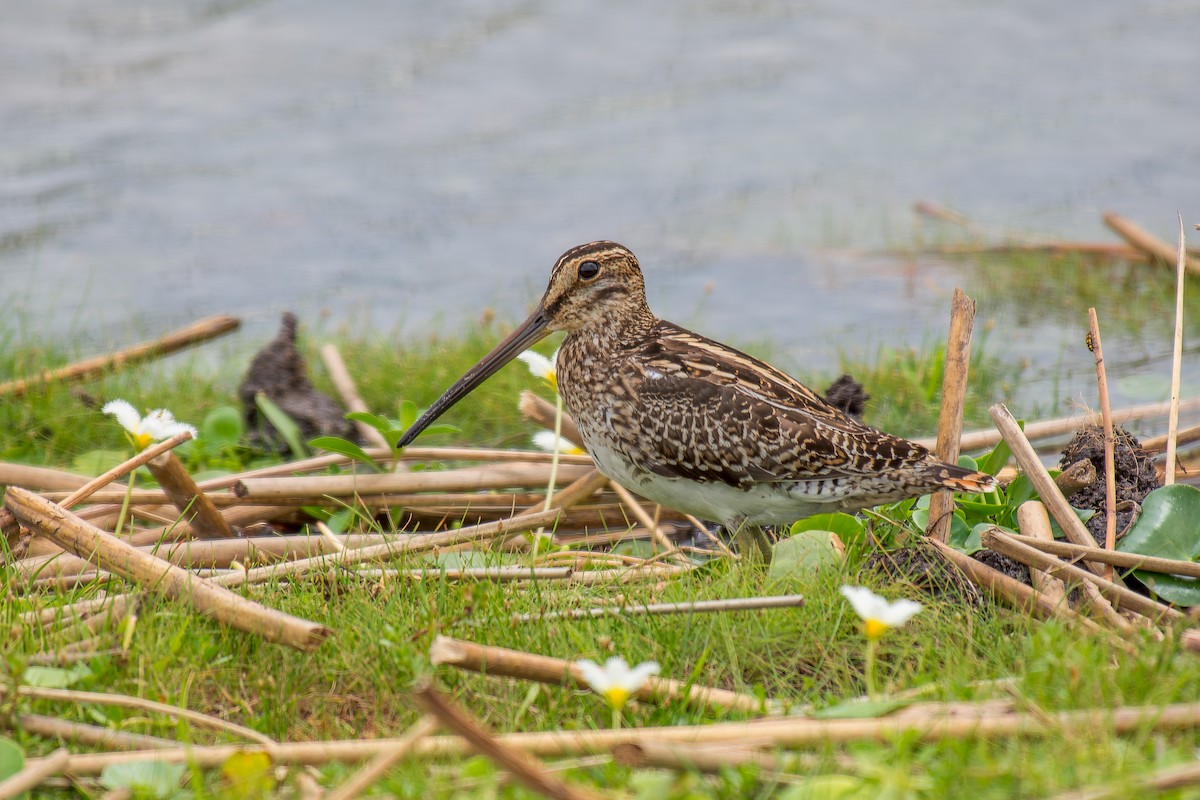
top-left (0, 463), bottom-right (89, 492)
top-left (511, 595), bottom-right (805, 623)
top-left (1015, 502), bottom-right (1068, 610)
top-left (612, 740), bottom-right (789, 774)
top-left (980, 528), bottom-right (1184, 625)
top-left (145, 451), bottom-right (234, 539)
top-left (430, 635), bottom-right (766, 713)
top-left (413, 681), bottom-right (603, 800)
top-left (234, 464), bottom-right (592, 499)
top-left (16, 713), bottom-right (176, 751)
top-left (925, 538), bottom-right (1101, 633)
top-left (989, 404), bottom-right (1107, 577)
top-left (928, 287), bottom-right (976, 543)
top-left (1103, 211), bottom-right (1200, 276)
top-left (1086, 309), bottom-right (1118, 581)
top-left (5, 487), bottom-right (332, 650)
top-left (1165, 215), bottom-right (1188, 485)
top-left (519, 390), bottom-right (584, 447)
top-left (1004, 532), bottom-right (1200, 579)
top-left (319, 343), bottom-right (390, 451)
top-left (0, 315), bottom-right (240, 398)
top-left (53, 701), bottom-right (1200, 774)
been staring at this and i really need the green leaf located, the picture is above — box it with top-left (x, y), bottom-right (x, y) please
top-left (776, 776), bottom-right (864, 800)
top-left (1116, 484), bottom-right (1200, 605)
top-left (0, 738), bottom-right (24, 784)
top-left (976, 438), bottom-right (1012, 477)
top-left (308, 436), bottom-right (380, 469)
top-left (810, 697), bottom-right (913, 719)
top-left (397, 400), bottom-right (420, 431)
top-left (948, 521), bottom-right (995, 555)
top-left (100, 761), bottom-right (186, 798)
top-left (23, 663), bottom-right (90, 688)
top-left (254, 393), bottom-right (307, 457)
top-left (346, 411), bottom-right (396, 436)
top-left (200, 405), bottom-right (243, 450)
top-left (789, 513), bottom-right (866, 542)
top-left (769, 529), bottom-right (844, 580)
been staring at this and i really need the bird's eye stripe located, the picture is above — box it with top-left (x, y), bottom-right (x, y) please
top-left (578, 260), bottom-right (601, 280)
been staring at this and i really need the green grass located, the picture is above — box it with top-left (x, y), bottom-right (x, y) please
top-left (2, 320), bottom-right (1197, 799)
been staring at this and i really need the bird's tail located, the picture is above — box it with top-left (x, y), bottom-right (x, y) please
top-left (925, 462), bottom-right (998, 494)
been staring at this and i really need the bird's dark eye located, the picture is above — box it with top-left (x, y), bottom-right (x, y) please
top-left (577, 260), bottom-right (601, 281)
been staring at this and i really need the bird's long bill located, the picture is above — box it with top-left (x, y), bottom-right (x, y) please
top-left (396, 307), bottom-right (550, 447)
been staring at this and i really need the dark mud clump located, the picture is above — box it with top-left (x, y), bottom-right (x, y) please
top-left (824, 374), bottom-right (869, 420)
top-left (866, 545), bottom-right (987, 609)
top-left (1059, 424), bottom-right (1159, 545)
top-left (239, 312), bottom-right (357, 454)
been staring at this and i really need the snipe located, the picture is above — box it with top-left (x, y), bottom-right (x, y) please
top-left (398, 241), bottom-right (996, 556)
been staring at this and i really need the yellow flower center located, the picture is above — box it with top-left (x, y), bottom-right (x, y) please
top-left (546, 372), bottom-right (558, 391)
top-left (864, 619), bottom-right (890, 640)
top-left (603, 687), bottom-right (631, 710)
top-left (132, 432), bottom-right (154, 451)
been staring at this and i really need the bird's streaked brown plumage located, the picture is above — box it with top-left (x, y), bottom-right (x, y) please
top-left (399, 241), bottom-right (996, 532)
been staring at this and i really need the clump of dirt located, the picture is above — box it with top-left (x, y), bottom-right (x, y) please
top-left (1059, 424), bottom-right (1159, 545)
top-left (824, 374), bottom-right (869, 420)
top-left (238, 312), bottom-right (357, 454)
top-left (865, 546), bottom-right (987, 609)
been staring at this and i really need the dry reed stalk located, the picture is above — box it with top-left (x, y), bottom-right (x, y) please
top-left (925, 538), bottom-right (1102, 633)
top-left (917, 396), bottom-right (1200, 453)
top-left (27, 648), bottom-right (125, 667)
top-left (128, 504), bottom-right (294, 547)
top-left (1014, 502), bottom-right (1068, 609)
top-left (502, 469), bottom-right (611, 550)
top-left (234, 464), bottom-right (592, 499)
top-left (989, 404), bottom-right (1108, 577)
top-left (611, 740), bottom-right (795, 773)
top-left (519, 390), bottom-right (584, 447)
top-left (16, 713), bottom-right (176, 751)
top-left (510, 595), bottom-right (805, 624)
top-left (1051, 760), bottom-right (1200, 800)
top-left (1086, 309), bottom-right (1118, 581)
top-left (0, 315), bottom-right (240, 399)
top-left (0, 748), bottom-right (69, 800)
top-left (1103, 211), bottom-right (1200, 275)
top-left (1143, 423), bottom-right (1200, 454)
top-left (567, 566), bottom-right (689, 585)
top-left (54, 701), bottom-right (1200, 774)
top-left (928, 287), bottom-right (976, 542)
top-left (1055, 459), bottom-right (1098, 496)
top-left (605, 481), bottom-right (684, 562)
top-left (414, 681), bottom-right (604, 800)
top-left (319, 343), bottom-right (391, 451)
top-left (400, 447), bottom-right (593, 466)
top-left (1165, 215), bottom-right (1188, 484)
top-left (358, 566), bottom-right (574, 582)
top-left (0, 463), bottom-right (89, 492)
top-left (2, 684), bottom-right (274, 746)
top-left (5, 487), bottom-right (332, 651)
top-left (936, 242), bottom-right (1145, 259)
top-left (1005, 533), bottom-right (1200, 579)
top-left (980, 528), bottom-right (1184, 625)
top-left (324, 716), bottom-right (438, 800)
top-left (429, 635), bottom-right (765, 713)
top-left (145, 451), bottom-right (234, 539)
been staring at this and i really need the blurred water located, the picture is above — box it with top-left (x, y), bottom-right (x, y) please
top-left (2, 1), bottom-right (1198, 417)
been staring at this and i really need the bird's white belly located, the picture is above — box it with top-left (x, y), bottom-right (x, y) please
top-left (584, 440), bottom-right (830, 526)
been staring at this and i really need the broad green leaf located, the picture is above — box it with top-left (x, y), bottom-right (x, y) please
top-left (776, 775), bottom-right (864, 800)
top-left (976, 438), bottom-right (1012, 477)
top-left (346, 411), bottom-right (395, 435)
top-left (200, 405), bottom-right (243, 450)
top-left (254, 393), bottom-right (306, 457)
top-left (308, 436), bottom-right (380, 469)
top-left (0, 738), bottom-right (23, 783)
top-left (100, 761), bottom-right (186, 798)
top-left (397, 399), bottom-right (420, 430)
top-left (947, 520), bottom-right (991, 555)
top-left (769, 529), bottom-right (843, 580)
top-left (24, 664), bottom-right (90, 688)
top-left (1116, 484), bottom-right (1200, 605)
top-left (790, 513), bottom-right (866, 541)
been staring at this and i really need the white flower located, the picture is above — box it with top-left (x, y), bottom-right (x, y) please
top-left (103, 399), bottom-right (198, 451)
top-left (517, 348), bottom-right (558, 389)
top-left (575, 656), bottom-right (659, 710)
top-left (840, 585), bottom-right (922, 640)
top-left (532, 430), bottom-right (586, 457)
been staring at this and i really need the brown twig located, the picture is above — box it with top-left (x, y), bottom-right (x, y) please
top-left (319, 343), bottom-right (391, 451)
top-left (145, 451), bottom-right (235, 539)
top-left (0, 315), bottom-right (240, 398)
top-left (233, 464), bottom-right (593, 499)
top-left (1003, 533), bottom-right (1200, 579)
top-left (1015, 502), bottom-right (1068, 610)
top-left (1051, 760), bottom-right (1200, 800)
top-left (5, 487), bottom-right (332, 651)
top-left (413, 680), bottom-right (604, 800)
top-left (1103, 211), bottom-right (1200, 276)
top-left (980, 528), bottom-right (1183, 625)
top-left (53, 701), bottom-right (1200, 774)
top-left (15, 713), bottom-right (176, 751)
top-left (988, 404), bottom-right (1107, 578)
top-left (1086, 309), bottom-right (1118, 581)
top-left (510, 595), bottom-right (805, 624)
top-left (928, 287), bottom-right (976, 542)
top-left (324, 716), bottom-right (438, 800)
top-left (429, 635), bottom-right (766, 713)
top-left (518, 391), bottom-right (584, 447)
top-left (1055, 459), bottom-right (1098, 496)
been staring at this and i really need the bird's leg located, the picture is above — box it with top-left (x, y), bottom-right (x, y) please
top-left (730, 517), bottom-right (773, 564)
